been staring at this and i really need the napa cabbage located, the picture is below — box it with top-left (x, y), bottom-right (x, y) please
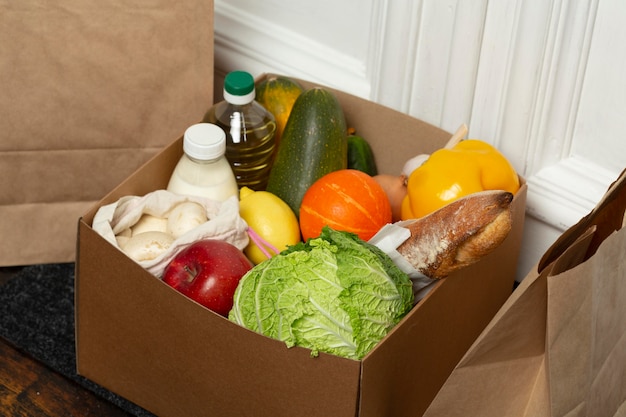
top-left (228, 227), bottom-right (413, 359)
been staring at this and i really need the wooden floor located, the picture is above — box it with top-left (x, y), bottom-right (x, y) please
top-left (0, 337), bottom-right (132, 417)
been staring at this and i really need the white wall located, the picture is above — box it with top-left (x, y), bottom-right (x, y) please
top-left (214, 0), bottom-right (626, 282)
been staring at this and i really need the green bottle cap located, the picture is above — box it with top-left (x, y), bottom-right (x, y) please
top-left (224, 71), bottom-right (255, 105)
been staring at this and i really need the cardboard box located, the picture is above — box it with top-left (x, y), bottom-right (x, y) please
top-left (0, 0), bottom-right (214, 266)
top-left (75, 76), bottom-right (527, 417)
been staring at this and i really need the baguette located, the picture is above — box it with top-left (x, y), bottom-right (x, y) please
top-left (397, 190), bottom-right (514, 279)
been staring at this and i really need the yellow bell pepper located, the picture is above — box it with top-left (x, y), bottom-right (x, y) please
top-left (401, 139), bottom-right (520, 219)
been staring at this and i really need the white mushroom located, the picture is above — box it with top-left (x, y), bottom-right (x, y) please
top-left (131, 214), bottom-right (169, 236)
top-left (167, 201), bottom-right (208, 239)
top-left (122, 231), bottom-right (175, 262)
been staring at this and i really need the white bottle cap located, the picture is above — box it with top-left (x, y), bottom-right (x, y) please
top-left (183, 123), bottom-right (226, 160)
top-left (224, 89), bottom-right (255, 105)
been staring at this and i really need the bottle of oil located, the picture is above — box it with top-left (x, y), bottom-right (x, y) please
top-left (203, 70), bottom-right (277, 190)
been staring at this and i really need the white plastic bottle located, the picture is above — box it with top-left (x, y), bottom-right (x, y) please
top-left (167, 123), bottom-right (239, 202)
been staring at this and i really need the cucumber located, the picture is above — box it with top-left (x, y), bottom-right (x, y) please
top-left (266, 87), bottom-right (347, 217)
top-left (347, 134), bottom-right (378, 176)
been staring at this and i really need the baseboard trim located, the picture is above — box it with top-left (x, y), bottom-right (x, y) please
top-left (525, 156), bottom-right (616, 231)
top-left (213, 1), bottom-right (371, 98)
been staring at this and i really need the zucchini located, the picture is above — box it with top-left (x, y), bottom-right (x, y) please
top-left (266, 87), bottom-right (347, 217)
top-left (347, 134), bottom-right (378, 176)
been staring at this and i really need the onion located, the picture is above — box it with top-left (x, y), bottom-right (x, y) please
top-left (401, 154), bottom-right (429, 177)
top-left (373, 174), bottom-right (407, 222)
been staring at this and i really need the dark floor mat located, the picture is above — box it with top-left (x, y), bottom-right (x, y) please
top-left (0, 263), bottom-right (155, 416)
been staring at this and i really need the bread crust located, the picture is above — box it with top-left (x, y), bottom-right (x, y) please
top-left (397, 190), bottom-right (514, 279)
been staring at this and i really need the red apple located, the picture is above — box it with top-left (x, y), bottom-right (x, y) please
top-left (162, 239), bottom-right (253, 316)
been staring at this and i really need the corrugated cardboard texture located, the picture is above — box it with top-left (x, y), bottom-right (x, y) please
top-left (76, 76), bottom-right (527, 417)
top-left (0, 0), bottom-right (214, 266)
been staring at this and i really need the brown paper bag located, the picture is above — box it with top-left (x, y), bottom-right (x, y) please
top-left (424, 168), bottom-right (626, 417)
top-left (0, 0), bottom-right (214, 266)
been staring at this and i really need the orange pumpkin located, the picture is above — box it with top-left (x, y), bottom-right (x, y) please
top-left (299, 169), bottom-right (392, 241)
top-left (256, 75), bottom-right (304, 145)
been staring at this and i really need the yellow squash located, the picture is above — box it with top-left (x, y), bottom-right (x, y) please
top-left (255, 75), bottom-right (304, 146)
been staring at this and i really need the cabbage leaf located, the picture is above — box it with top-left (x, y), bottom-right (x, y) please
top-left (228, 227), bottom-right (413, 359)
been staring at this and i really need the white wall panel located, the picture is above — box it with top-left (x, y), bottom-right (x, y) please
top-left (213, 0), bottom-right (626, 281)
top-left (571, 0), bottom-right (626, 173)
top-left (214, 0), bottom-right (375, 97)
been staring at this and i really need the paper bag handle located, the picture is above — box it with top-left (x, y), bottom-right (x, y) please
top-left (538, 168), bottom-right (626, 272)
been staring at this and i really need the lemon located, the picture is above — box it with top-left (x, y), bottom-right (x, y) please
top-left (239, 187), bottom-right (301, 264)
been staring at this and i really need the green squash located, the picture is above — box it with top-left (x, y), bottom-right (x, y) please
top-left (347, 134), bottom-right (378, 176)
top-left (266, 87), bottom-right (347, 217)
